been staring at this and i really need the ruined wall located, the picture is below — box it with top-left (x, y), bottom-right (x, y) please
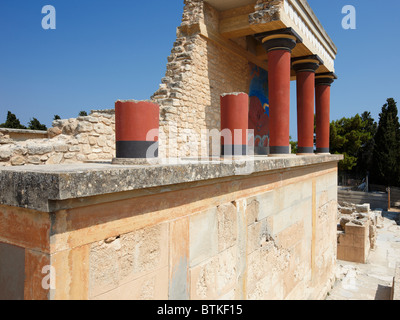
top-left (0, 110), bottom-right (116, 167)
top-left (0, 160), bottom-right (339, 300)
top-left (152, 1), bottom-right (251, 157)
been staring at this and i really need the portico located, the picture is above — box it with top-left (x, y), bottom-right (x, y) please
top-left (200, 0), bottom-right (338, 156)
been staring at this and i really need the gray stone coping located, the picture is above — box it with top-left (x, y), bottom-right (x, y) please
top-left (0, 154), bottom-right (343, 212)
top-left (0, 128), bottom-right (48, 135)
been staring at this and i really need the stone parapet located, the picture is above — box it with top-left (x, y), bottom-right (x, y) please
top-left (0, 154), bottom-right (342, 213)
top-left (0, 154), bottom-right (342, 300)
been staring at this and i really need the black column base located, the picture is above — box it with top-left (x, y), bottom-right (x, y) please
top-left (316, 148), bottom-right (330, 154)
top-left (269, 146), bottom-right (290, 155)
top-left (221, 145), bottom-right (248, 156)
top-left (116, 141), bottom-right (159, 159)
top-left (297, 147), bottom-right (314, 154)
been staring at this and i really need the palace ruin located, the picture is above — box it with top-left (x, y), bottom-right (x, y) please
top-left (0, 0), bottom-right (348, 300)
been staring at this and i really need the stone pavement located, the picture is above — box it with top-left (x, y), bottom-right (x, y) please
top-left (326, 210), bottom-right (400, 300)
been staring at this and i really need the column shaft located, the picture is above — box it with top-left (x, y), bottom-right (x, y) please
top-left (220, 93), bottom-right (249, 156)
top-left (115, 100), bottom-right (159, 159)
top-left (268, 49), bottom-right (292, 154)
top-left (297, 71), bottom-right (315, 154)
top-left (315, 84), bottom-right (331, 154)
top-left (293, 57), bottom-right (320, 154)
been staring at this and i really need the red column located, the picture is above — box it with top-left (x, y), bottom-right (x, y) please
top-left (262, 34), bottom-right (297, 155)
top-left (315, 74), bottom-right (335, 154)
top-left (220, 92), bottom-right (249, 156)
top-left (115, 100), bottom-right (159, 159)
top-left (292, 58), bottom-right (320, 154)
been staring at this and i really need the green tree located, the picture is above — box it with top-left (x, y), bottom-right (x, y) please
top-left (357, 111), bottom-right (377, 175)
top-left (79, 111), bottom-right (88, 117)
top-left (53, 115), bottom-right (61, 120)
top-left (330, 113), bottom-right (376, 173)
top-left (289, 136), bottom-right (298, 154)
top-left (0, 111), bottom-right (27, 129)
top-left (28, 118), bottom-right (47, 131)
top-left (371, 98), bottom-right (400, 187)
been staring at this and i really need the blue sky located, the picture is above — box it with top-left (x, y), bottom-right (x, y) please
top-left (1, 1), bottom-right (400, 140)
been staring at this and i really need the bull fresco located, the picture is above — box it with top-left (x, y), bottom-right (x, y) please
top-left (249, 63), bottom-right (270, 153)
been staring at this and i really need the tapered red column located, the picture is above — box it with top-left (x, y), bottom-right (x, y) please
top-left (115, 100), bottom-right (159, 159)
top-left (292, 58), bottom-right (320, 154)
top-left (262, 34), bottom-right (297, 156)
top-left (220, 92), bottom-right (249, 156)
top-left (315, 74), bottom-right (335, 154)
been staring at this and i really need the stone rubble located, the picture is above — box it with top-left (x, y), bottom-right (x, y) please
top-left (337, 201), bottom-right (381, 251)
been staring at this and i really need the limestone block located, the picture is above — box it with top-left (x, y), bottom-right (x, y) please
top-left (189, 208), bottom-right (218, 267)
top-left (75, 134), bottom-right (89, 145)
top-left (76, 122), bottom-right (93, 133)
top-left (246, 199), bottom-right (259, 226)
top-left (89, 224), bottom-right (168, 298)
top-left (270, 201), bottom-right (310, 236)
top-left (63, 153), bottom-right (76, 160)
top-left (169, 218), bottom-right (189, 300)
top-left (247, 192), bottom-right (273, 222)
top-left (97, 136), bottom-right (107, 147)
top-left (356, 204), bottom-right (370, 213)
top-left (89, 240), bottom-right (120, 297)
top-left (246, 241), bottom-right (289, 299)
top-left (68, 145), bottom-right (81, 152)
top-left (27, 156), bottom-right (41, 165)
top-left (46, 153), bottom-right (63, 165)
top-left (190, 246), bottom-right (237, 300)
top-left (0, 148), bottom-right (12, 161)
top-left (10, 155), bottom-right (25, 166)
top-left (87, 154), bottom-right (98, 161)
top-left (27, 143), bottom-right (53, 155)
top-left (92, 267), bottom-right (168, 300)
top-left (340, 207), bottom-right (354, 215)
top-left (62, 123), bottom-right (77, 135)
top-left (118, 224), bottom-right (168, 285)
top-left (340, 217), bottom-right (351, 231)
top-left (217, 203), bottom-right (237, 252)
top-left (11, 146), bottom-right (27, 156)
top-left (68, 138), bottom-right (79, 145)
top-left (76, 154), bottom-right (87, 162)
top-left (101, 118), bottom-right (111, 126)
top-left (88, 136), bottom-right (97, 146)
top-left (48, 127), bottom-right (62, 139)
top-left (94, 123), bottom-right (105, 134)
top-left (53, 143), bottom-right (68, 153)
top-left (247, 219), bottom-right (270, 254)
top-left (87, 116), bottom-right (99, 123)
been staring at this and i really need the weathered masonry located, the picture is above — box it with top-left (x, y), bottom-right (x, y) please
top-left (152, 0), bottom-right (337, 157)
top-left (0, 0), bottom-right (342, 300)
top-left (0, 156), bottom-right (341, 300)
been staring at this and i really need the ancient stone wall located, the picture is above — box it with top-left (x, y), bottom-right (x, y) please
top-left (0, 110), bottom-right (116, 167)
top-left (0, 157), bottom-right (340, 300)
